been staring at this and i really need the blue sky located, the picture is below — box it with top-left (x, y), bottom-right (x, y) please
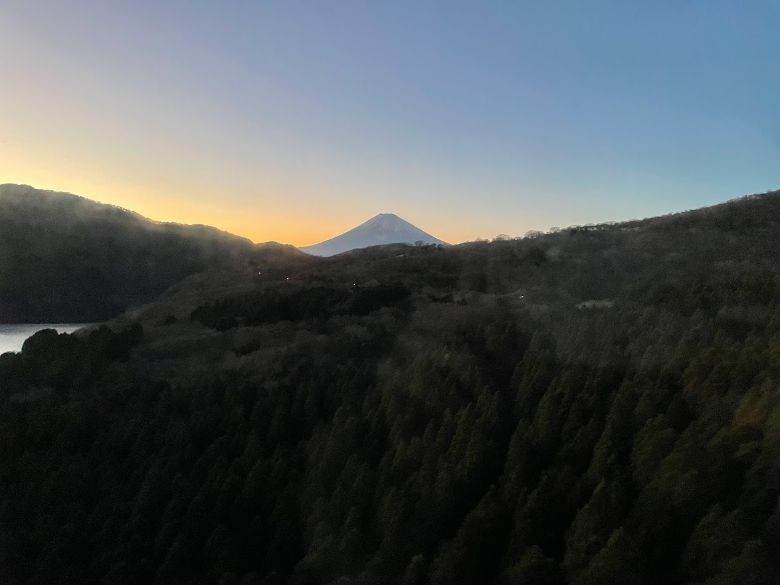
top-left (1, 1), bottom-right (777, 244)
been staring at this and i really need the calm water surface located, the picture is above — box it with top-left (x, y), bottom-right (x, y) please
top-left (0, 324), bottom-right (94, 354)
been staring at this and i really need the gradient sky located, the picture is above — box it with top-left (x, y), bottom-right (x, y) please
top-left (1, 1), bottom-right (778, 245)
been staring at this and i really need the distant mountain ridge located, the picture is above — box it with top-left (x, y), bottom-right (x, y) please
top-left (300, 213), bottom-right (448, 256)
top-left (0, 184), bottom-right (307, 322)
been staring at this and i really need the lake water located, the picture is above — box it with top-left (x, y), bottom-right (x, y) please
top-left (0, 324), bottom-right (94, 354)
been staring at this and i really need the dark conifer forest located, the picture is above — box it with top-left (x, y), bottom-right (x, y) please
top-left (0, 191), bottom-right (778, 584)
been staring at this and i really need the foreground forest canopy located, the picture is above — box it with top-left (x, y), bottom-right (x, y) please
top-left (0, 191), bottom-right (778, 584)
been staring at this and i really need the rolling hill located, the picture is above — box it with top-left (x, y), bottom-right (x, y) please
top-left (0, 184), bottom-right (308, 322)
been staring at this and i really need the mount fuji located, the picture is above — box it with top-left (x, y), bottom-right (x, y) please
top-left (300, 213), bottom-right (448, 257)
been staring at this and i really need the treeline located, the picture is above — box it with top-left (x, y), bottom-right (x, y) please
top-left (0, 191), bottom-right (777, 584)
top-left (191, 284), bottom-right (411, 331)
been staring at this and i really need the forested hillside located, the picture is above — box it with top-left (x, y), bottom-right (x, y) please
top-left (0, 191), bottom-right (777, 584)
top-left (0, 185), bottom-right (307, 322)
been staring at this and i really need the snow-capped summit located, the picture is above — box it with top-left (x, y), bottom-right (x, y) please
top-left (300, 213), bottom-right (447, 256)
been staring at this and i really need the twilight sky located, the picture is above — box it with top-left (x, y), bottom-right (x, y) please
top-left (1, 1), bottom-right (778, 245)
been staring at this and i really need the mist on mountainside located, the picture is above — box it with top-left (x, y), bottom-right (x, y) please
top-left (0, 184), bottom-right (308, 323)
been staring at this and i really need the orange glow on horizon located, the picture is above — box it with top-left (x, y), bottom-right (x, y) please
top-left (0, 176), bottom-right (324, 248)
top-left (0, 145), bottom-right (475, 246)
top-left (0, 168), bottom-right (471, 248)
top-left (0, 145), bottom-right (349, 245)
top-left (0, 147), bottom-right (477, 247)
